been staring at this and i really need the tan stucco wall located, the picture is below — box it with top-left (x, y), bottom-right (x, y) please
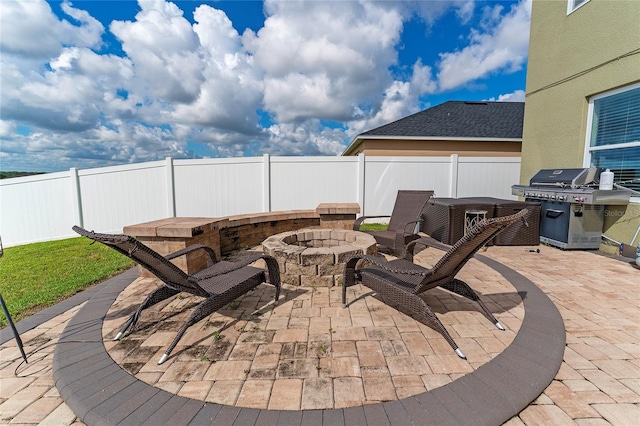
top-left (521, 0), bottom-right (640, 249)
top-left (602, 203), bottom-right (640, 254)
top-left (346, 139), bottom-right (521, 157)
top-left (521, 0), bottom-right (640, 182)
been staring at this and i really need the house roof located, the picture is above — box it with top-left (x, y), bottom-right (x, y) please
top-left (343, 100), bottom-right (525, 155)
top-left (362, 101), bottom-right (525, 139)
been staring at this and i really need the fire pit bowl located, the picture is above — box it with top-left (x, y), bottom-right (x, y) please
top-left (262, 228), bottom-right (377, 287)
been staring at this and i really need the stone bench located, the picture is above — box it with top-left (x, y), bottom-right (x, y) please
top-left (123, 203), bottom-right (360, 277)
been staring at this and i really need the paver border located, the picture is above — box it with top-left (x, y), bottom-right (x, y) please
top-left (51, 255), bottom-right (565, 425)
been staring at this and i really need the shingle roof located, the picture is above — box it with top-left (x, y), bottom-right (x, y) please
top-left (361, 101), bottom-right (524, 139)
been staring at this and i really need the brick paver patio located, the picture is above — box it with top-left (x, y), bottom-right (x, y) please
top-left (1, 245), bottom-right (638, 425)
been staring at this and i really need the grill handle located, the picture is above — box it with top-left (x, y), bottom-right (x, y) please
top-left (546, 209), bottom-right (564, 219)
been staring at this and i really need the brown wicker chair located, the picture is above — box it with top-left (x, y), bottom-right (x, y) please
top-left (343, 209), bottom-right (528, 359)
top-left (353, 190), bottom-right (435, 256)
top-left (73, 226), bottom-right (281, 364)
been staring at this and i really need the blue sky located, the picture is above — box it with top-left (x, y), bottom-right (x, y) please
top-left (0, 0), bottom-right (531, 172)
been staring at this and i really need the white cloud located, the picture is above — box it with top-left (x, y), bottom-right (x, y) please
top-left (170, 4), bottom-right (264, 134)
top-left (0, 0), bottom-right (530, 172)
top-left (2, 46), bottom-right (134, 131)
top-left (0, 120), bottom-right (17, 139)
top-left (487, 89), bottom-right (526, 102)
top-left (0, 0), bottom-right (104, 59)
top-left (408, 0), bottom-right (474, 25)
top-left (110, 1), bottom-right (204, 103)
top-left (348, 60), bottom-right (437, 137)
top-left (436, 0), bottom-right (531, 91)
top-left (265, 121), bottom-right (347, 156)
top-left (245, 0), bottom-right (404, 123)
top-left (0, 120), bottom-right (192, 172)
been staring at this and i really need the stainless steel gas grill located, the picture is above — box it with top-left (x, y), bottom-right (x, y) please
top-left (512, 168), bottom-right (631, 249)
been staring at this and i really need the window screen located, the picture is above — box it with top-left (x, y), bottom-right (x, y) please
top-left (587, 86), bottom-right (640, 192)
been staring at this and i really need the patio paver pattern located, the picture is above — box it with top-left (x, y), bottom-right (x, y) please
top-left (0, 245), bottom-right (638, 425)
top-left (101, 247), bottom-right (522, 411)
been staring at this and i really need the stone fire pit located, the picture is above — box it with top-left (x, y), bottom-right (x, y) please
top-left (262, 228), bottom-right (377, 287)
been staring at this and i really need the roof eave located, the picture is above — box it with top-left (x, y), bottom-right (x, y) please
top-left (342, 134), bottom-right (522, 156)
top-left (369, 135), bottom-right (521, 141)
top-left (341, 137), bottom-right (363, 156)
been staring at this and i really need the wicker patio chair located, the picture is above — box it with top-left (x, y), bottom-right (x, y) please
top-left (343, 209), bottom-right (528, 359)
top-left (73, 226), bottom-right (281, 364)
top-left (353, 190), bottom-right (435, 256)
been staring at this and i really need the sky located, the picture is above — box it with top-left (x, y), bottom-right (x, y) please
top-left (0, 0), bottom-right (531, 172)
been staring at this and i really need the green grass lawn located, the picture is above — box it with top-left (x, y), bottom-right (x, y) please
top-left (0, 237), bottom-right (133, 327)
top-left (358, 223), bottom-right (388, 231)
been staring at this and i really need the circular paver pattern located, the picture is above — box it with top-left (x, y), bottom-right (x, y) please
top-left (53, 249), bottom-right (565, 425)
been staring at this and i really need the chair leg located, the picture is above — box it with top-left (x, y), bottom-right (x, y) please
top-left (272, 281), bottom-right (281, 305)
top-left (385, 292), bottom-right (467, 360)
top-left (442, 279), bottom-right (505, 331)
top-left (158, 296), bottom-right (228, 364)
top-left (356, 271), bottom-right (467, 359)
top-left (261, 256), bottom-right (281, 305)
top-left (342, 257), bottom-right (360, 308)
top-left (114, 285), bottom-right (180, 340)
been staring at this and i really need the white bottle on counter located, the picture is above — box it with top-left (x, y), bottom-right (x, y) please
top-left (599, 169), bottom-right (614, 190)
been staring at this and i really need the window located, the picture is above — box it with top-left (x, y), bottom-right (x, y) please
top-left (585, 83), bottom-right (640, 193)
top-left (567, 0), bottom-right (589, 14)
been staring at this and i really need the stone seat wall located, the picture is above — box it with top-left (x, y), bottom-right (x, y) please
top-left (123, 203), bottom-right (361, 278)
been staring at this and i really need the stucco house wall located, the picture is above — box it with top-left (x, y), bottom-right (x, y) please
top-left (521, 0), bottom-right (640, 250)
top-left (345, 138), bottom-right (521, 157)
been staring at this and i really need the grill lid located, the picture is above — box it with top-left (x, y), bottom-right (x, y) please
top-left (529, 167), bottom-right (600, 188)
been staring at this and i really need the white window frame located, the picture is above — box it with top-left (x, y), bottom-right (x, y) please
top-left (567, 0), bottom-right (590, 15)
top-left (584, 82), bottom-right (640, 201)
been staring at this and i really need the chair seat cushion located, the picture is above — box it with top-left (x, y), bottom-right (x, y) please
top-left (193, 263), bottom-right (264, 296)
top-left (360, 258), bottom-right (427, 292)
top-left (366, 230), bottom-right (418, 248)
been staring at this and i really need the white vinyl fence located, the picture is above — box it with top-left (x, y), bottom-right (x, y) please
top-left (0, 154), bottom-right (520, 247)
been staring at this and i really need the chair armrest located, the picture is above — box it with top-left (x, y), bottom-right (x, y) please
top-left (344, 254), bottom-right (429, 283)
top-left (342, 254), bottom-right (433, 308)
top-left (353, 215), bottom-right (391, 230)
top-left (165, 244), bottom-right (218, 265)
top-left (399, 219), bottom-right (422, 234)
top-left (191, 253), bottom-right (281, 288)
top-left (404, 237), bottom-right (452, 261)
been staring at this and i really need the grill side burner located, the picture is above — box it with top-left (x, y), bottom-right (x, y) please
top-left (512, 168), bottom-right (632, 249)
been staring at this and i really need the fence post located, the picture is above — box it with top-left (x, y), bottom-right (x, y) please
top-left (70, 168), bottom-right (83, 227)
top-left (357, 153), bottom-right (366, 217)
top-left (165, 157), bottom-right (176, 217)
top-left (450, 154), bottom-right (459, 198)
top-left (263, 154), bottom-right (271, 212)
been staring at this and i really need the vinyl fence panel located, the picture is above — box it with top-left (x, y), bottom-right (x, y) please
top-left (361, 156), bottom-right (453, 216)
top-left (173, 158), bottom-right (265, 217)
top-left (0, 154), bottom-right (521, 247)
top-left (269, 156), bottom-right (360, 211)
top-left (0, 172), bottom-right (74, 245)
top-left (78, 161), bottom-right (170, 234)
top-left (456, 157), bottom-right (521, 199)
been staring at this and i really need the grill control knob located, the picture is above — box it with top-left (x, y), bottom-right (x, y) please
top-left (550, 195), bottom-right (556, 200)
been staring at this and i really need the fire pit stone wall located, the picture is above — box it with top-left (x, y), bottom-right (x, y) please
top-left (262, 228), bottom-right (377, 287)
